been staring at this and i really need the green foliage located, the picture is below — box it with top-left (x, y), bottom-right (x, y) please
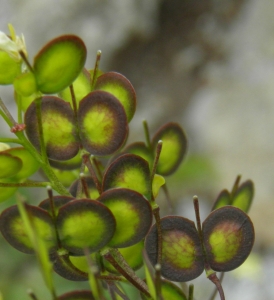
top-left (0, 25), bottom-right (255, 300)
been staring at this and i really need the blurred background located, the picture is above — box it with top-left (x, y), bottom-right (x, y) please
top-left (0, 0), bottom-right (273, 299)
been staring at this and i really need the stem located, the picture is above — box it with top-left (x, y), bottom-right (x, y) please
top-left (154, 263), bottom-right (162, 300)
top-left (82, 153), bottom-right (102, 194)
top-left (107, 282), bottom-right (130, 300)
top-left (153, 207), bottom-right (163, 266)
top-left (47, 186), bottom-right (62, 249)
top-left (91, 50), bottom-right (102, 89)
top-left (80, 173), bottom-right (90, 198)
top-left (150, 141), bottom-right (163, 191)
top-left (0, 181), bottom-right (49, 188)
top-left (231, 175), bottom-right (241, 198)
top-left (92, 156), bottom-right (103, 181)
top-left (208, 272), bottom-right (225, 300)
top-left (103, 248), bottom-right (152, 299)
top-left (0, 97), bottom-right (17, 127)
top-left (0, 137), bottom-right (24, 145)
top-left (193, 197), bottom-right (225, 300)
top-left (188, 284), bottom-right (194, 300)
top-left (142, 120), bottom-right (152, 150)
top-left (208, 273), bottom-right (225, 300)
top-left (19, 50), bottom-right (34, 73)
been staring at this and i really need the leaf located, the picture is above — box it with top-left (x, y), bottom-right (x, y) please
top-left (98, 188), bottom-right (152, 248)
top-left (94, 71), bottom-right (136, 122)
top-left (56, 199), bottom-right (116, 255)
top-left (25, 96), bottom-right (80, 161)
top-left (152, 123), bottom-right (187, 176)
top-left (78, 91), bottom-right (128, 156)
top-left (152, 174), bottom-right (165, 198)
top-left (102, 154), bottom-right (152, 200)
top-left (13, 72), bottom-right (37, 96)
top-left (69, 176), bottom-right (100, 200)
top-left (34, 35), bottom-right (87, 94)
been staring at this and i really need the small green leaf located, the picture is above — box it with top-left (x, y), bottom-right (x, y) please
top-left (94, 71), bottom-right (136, 122)
top-left (98, 188), bottom-right (152, 248)
top-left (56, 199), bottom-right (116, 255)
top-left (25, 96), bottom-right (80, 161)
top-left (203, 206), bottom-right (255, 272)
top-left (152, 123), bottom-right (187, 176)
top-left (34, 35), bottom-right (87, 94)
top-left (78, 91), bottom-right (128, 156)
top-left (49, 152), bottom-right (82, 171)
top-left (0, 204), bottom-right (56, 254)
top-left (102, 154), bottom-right (152, 200)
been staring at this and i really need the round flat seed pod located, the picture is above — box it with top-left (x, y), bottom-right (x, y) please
top-left (203, 206), bottom-right (255, 272)
top-left (2, 147), bottom-right (40, 180)
top-left (25, 96), bottom-right (79, 161)
top-left (56, 199), bottom-right (116, 255)
top-left (34, 35), bottom-right (87, 94)
top-left (0, 152), bottom-right (22, 179)
top-left (50, 251), bottom-right (88, 281)
top-left (59, 68), bottom-right (91, 108)
top-left (98, 188), bottom-right (152, 248)
top-left (103, 240), bottom-right (144, 274)
top-left (78, 91), bottom-right (128, 156)
top-left (58, 290), bottom-right (95, 300)
top-left (152, 123), bottom-right (187, 176)
top-left (94, 71), bottom-right (136, 122)
top-left (0, 50), bottom-right (21, 85)
top-left (0, 204), bottom-right (56, 254)
top-left (211, 189), bottom-right (231, 211)
top-left (145, 216), bottom-right (204, 282)
top-left (102, 154), bottom-right (152, 200)
top-left (69, 176), bottom-right (100, 200)
top-left (232, 180), bottom-right (254, 213)
top-left (39, 196), bottom-right (75, 215)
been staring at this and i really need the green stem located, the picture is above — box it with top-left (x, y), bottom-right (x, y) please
top-left (0, 181), bottom-right (49, 188)
top-left (0, 138), bottom-right (24, 145)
